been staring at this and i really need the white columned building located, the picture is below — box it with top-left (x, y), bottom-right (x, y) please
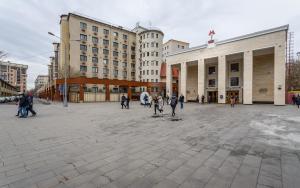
top-left (166, 25), bottom-right (288, 105)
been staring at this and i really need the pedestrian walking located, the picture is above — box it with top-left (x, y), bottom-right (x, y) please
top-left (121, 94), bottom-right (126, 109)
top-left (296, 95), bottom-right (300, 109)
top-left (201, 95), bottom-right (205, 104)
top-left (170, 95), bottom-right (178, 117)
top-left (27, 92), bottom-right (36, 116)
top-left (292, 95), bottom-right (296, 105)
top-left (158, 96), bottom-right (164, 113)
top-left (179, 94), bottom-right (184, 109)
top-left (153, 96), bottom-right (159, 115)
top-left (166, 95), bottom-right (169, 105)
top-left (143, 94), bottom-right (148, 107)
top-left (230, 95), bottom-right (235, 108)
top-left (149, 95), bottom-right (152, 108)
top-left (126, 96), bottom-right (130, 109)
top-left (19, 93), bottom-right (29, 118)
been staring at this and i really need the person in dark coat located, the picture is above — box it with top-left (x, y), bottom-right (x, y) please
top-left (296, 95), bottom-right (300, 109)
top-left (19, 93), bottom-right (29, 118)
top-left (201, 95), bottom-right (205, 104)
top-left (126, 96), bottom-right (130, 109)
top-left (121, 94), bottom-right (126, 109)
top-left (143, 94), bottom-right (148, 107)
top-left (292, 95), bottom-right (296, 105)
top-left (153, 96), bottom-right (159, 115)
top-left (170, 95), bottom-right (178, 117)
top-left (27, 92), bottom-right (36, 116)
top-left (179, 94), bottom-right (184, 109)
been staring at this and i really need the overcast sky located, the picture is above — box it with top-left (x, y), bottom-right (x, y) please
top-left (0, 0), bottom-right (299, 89)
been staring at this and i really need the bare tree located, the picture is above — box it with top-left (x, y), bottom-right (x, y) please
top-left (287, 61), bottom-right (300, 90)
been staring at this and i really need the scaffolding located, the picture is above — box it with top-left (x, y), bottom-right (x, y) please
top-left (286, 32), bottom-right (295, 79)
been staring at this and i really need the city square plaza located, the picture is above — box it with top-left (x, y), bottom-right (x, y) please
top-left (0, 102), bottom-right (300, 188)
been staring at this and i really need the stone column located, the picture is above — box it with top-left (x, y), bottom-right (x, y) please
top-left (180, 62), bottom-right (187, 102)
top-left (127, 86), bottom-right (132, 99)
top-left (198, 59), bottom-right (205, 103)
top-left (105, 83), bottom-right (110, 101)
top-left (243, 51), bottom-right (253, 104)
top-left (166, 63), bottom-right (172, 97)
top-left (79, 84), bottom-right (84, 103)
top-left (274, 45), bottom-right (286, 105)
top-left (218, 56), bottom-right (226, 103)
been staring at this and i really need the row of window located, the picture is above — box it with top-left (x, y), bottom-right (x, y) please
top-left (141, 70), bottom-right (159, 76)
top-left (208, 77), bottom-right (239, 87)
top-left (141, 79), bottom-right (159, 83)
top-left (80, 45), bottom-right (130, 54)
top-left (164, 45), bottom-right (185, 50)
top-left (80, 57), bottom-right (136, 67)
top-left (80, 22), bottom-right (128, 40)
top-left (208, 63), bottom-right (239, 75)
top-left (142, 51), bottom-right (159, 57)
top-left (79, 34), bottom-right (133, 47)
top-left (140, 61), bottom-right (159, 66)
top-left (142, 42), bottom-right (159, 48)
top-left (140, 32), bottom-right (160, 40)
top-left (79, 65), bottom-right (130, 76)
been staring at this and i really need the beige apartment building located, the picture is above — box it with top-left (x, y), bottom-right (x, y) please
top-left (57, 13), bottom-right (168, 94)
top-left (60, 13), bottom-right (138, 92)
top-left (0, 61), bottom-right (28, 93)
top-left (163, 39), bottom-right (189, 61)
top-left (34, 75), bottom-right (48, 90)
top-left (166, 25), bottom-right (288, 105)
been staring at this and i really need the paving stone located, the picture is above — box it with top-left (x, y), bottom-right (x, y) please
top-left (153, 179), bottom-right (179, 188)
top-left (1, 103), bottom-right (300, 188)
top-left (166, 165), bottom-right (195, 184)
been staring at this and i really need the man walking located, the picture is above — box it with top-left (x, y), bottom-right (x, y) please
top-left (121, 94), bottom-right (126, 109)
top-left (296, 95), bottom-right (300, 109)
top-left (126, 96), bottom-right (130, 109)
top-left (179, 94), bottom-right (184, 109)
top-left (27, 92), bottom-right (36, 116)
top-left (230, 95), bottom-right (236, 108)
top-left (19, 93), bottom-right (29, 118)
top-left (201, 95), bottom-right (205, 104)
top-left (153, 96), bottom-right (159, 115)
top-left (170, 95), bottom-right (178, 117)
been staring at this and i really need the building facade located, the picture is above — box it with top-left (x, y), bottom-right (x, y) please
top-left (0, 61), bottom-right (28, 93)
top-left (0, 79), bottom-right (18, 96)
top-left (34, 75), bottom-right (48, 90)
top-left (163, 39), bottom-right (189, 61)
top-left (166, 25), bottom-right (288, 105)
top-left (58, 13), bottom-right (167, 94)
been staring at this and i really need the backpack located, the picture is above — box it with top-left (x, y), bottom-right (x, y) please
top-left (170, 97), bottom-right (177, 106)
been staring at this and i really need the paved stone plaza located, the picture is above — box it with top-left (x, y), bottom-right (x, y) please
top-left (0, 102), bottom-right (300, 188)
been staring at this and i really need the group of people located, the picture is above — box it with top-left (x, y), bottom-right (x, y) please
top-left (16, 92), bottom-right (36, 118)
top-left (120, 94), bottom-right (130, 109)
top-left (292, 94), bottom-right (300, 108)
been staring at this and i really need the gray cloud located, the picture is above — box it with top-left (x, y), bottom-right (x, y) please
top-left (0, 0), bottom-right (299, 89)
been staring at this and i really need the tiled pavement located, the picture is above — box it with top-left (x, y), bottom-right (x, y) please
top-left (0, 102), bottom-right (300, 188)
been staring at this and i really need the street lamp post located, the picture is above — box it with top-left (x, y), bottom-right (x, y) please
top-left (48, 32), bottom-right (68, 107)
top-left (48, 32), bottom-right (81, 107)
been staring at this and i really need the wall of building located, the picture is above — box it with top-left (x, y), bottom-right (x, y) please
top-left (166, 27), bottom-right (287, 105)
top-left (253, 54), bottom-right (274, 102)
top-left (186, 65), bottom-right (198, 100)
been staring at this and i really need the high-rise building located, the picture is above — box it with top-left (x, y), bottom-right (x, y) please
top-left (0, 61), bottom-right (28, 93)
top-left (58, 13), bottom-right (164, 91)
